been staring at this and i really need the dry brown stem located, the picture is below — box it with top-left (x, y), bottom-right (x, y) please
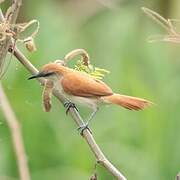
top-left (177, 173), bottom-right (180, 180)
top-left (0, 0), bottom-right (22, 73)
top-left (64, 48), bottom-right (90, 66)
top-left (0, 84), bottom-right (31, 180)
top-left (142, 7), bottom-right (180, 43)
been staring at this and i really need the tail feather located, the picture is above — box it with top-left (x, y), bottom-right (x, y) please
top-left (103, 93), bottom-right (152, 110)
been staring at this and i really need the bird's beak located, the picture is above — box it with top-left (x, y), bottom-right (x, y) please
top-left (28, 72), bottom-right (49, 80)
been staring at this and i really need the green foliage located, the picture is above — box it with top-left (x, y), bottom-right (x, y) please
top-left (74, 59), bottom-right (110, 79)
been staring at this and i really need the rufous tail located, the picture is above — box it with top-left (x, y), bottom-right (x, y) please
top-left (103, 93), bottom-right (152, 110)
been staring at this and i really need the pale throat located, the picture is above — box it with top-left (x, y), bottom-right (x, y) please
top-left (48, 73), bottom-right (64, 93)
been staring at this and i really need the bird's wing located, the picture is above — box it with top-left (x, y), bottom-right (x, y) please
top-left (61, 71), bottom-right (113, 97)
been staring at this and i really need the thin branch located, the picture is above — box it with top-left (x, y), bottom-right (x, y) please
top-left (142, 7), bottom-right (180, 43)
top-left (0, 0), bottom-right (22, 73)
top-left (64, 48), bottom-right (90, 66)
top-left (0, 83), bottom-right (31, 180)
top-left (177, 173), bottom-right (180, 180)
top-left (5, 0), bottom-right (22, 23)
top-left (12, 46), bottom-right (127, 180)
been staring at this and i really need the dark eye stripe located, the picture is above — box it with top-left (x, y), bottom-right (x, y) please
top-left (44, 72), bottom-right (54, 77)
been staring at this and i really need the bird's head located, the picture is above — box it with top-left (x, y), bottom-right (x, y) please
top-left (28, 61), bottom-right (66, 80)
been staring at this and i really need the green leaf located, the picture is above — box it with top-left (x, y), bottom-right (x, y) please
top-left (74, 60), bottom-right (110, 79)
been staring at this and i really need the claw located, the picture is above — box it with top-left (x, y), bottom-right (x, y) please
top-left (77, 123), bottom-right (92, 135)
top-left (64, 102), bottom-right (78, 114)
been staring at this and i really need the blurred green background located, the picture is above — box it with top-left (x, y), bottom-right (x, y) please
top-left (0, 0), bottom-right (180, 179)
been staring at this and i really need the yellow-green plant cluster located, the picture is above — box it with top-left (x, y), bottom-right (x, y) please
top-left (74, 60), bottom-right (110, 79)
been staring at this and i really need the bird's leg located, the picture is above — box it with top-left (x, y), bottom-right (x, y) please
top-left (64, 101), bottom-right (79, 115)
top-left (78, 108), bottom-right (99, 135)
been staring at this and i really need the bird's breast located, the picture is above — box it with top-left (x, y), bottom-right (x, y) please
top-left (54, 77), bottom-right (64, 93)
top-left (53, 78), bottom-right (99, 110)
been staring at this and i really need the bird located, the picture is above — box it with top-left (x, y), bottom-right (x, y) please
top-left (28, 61), bottom-right (152, 133)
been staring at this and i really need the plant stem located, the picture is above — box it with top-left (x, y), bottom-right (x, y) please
top-left (0, 83), bottom-right (31, 180)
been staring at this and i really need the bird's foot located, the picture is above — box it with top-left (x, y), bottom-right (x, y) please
top-left (77, 123), bottom-right (92, 135)
top-left (64, 101), bottom-right (78, 114)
